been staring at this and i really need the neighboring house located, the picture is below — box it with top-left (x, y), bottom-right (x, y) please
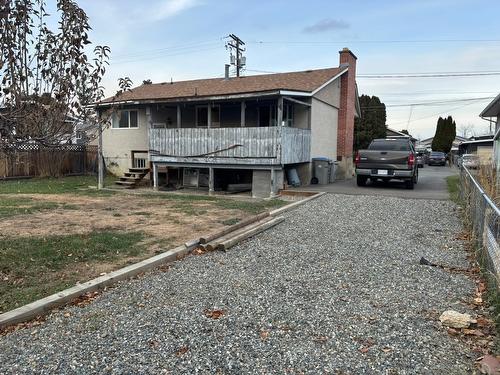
top-left (417, 135), bottom-right (468, 151)
top-left (386, 127), bottom-right (417, 143)
top-left (479, 95), bottom-right (500, 170)
top-left (96, 48), bottom-right (360, 197)
top-left (458, 138), bottom-right (494, 165)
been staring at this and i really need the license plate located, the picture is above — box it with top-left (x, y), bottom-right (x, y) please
top-left (378, 169), bottom-right (388, 175)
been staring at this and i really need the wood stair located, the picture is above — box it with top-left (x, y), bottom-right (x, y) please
top-left (115, 167), bottom-right (150, 189)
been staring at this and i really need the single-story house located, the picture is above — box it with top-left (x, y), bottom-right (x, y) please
top-left (96, 48), bottom-right (361, 197)
top-left (480, 94), bottom-right (500, 171)
top-left (386, 127), bottom-right (417, 143)
top-left (417, 135), bottom-right (468, 152)
top-left (458, 137), bottom-right (494, 165)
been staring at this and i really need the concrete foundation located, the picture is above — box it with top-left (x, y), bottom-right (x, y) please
top-left (336, 156), bottom-right (354, 180)
top-left (252, 169), bottom-right (283, 198)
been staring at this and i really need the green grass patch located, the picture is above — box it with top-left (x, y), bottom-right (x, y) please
top-left (0, 175), bottom-right (116, 195)
top-left (220, 218), bottom-right (241, 226)
top-left (0, 196), bottom-right (79, 218)
top-left (446, 175), bottom-right (460, 205)
top-left (0, 231), bottom-right (145, 313)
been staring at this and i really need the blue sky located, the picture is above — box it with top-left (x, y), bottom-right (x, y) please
top-left (77, 0), bottom-right (500, 138)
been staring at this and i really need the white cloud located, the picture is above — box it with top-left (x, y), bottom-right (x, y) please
top-left (153, 0), bottom-right (201, 21)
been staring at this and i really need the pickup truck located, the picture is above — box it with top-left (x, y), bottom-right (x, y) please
top-left (355, 138), bottom-right (418, 189)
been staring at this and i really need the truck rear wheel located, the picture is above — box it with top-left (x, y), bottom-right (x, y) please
top-left (405, 178), bottom-right (414, 189)
top-left (357, 175), bottom-right (367, 187)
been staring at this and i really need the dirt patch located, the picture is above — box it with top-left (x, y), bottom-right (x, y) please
top-left (0, 193), bottom-right (244, 248)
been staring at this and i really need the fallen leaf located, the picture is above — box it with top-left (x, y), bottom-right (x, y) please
top-left (462, 329), bottom-right (484, 337)
top-left (313, 336), bottom-right (328, 344)
top-left (478, 282), bottom-right (486, 293)
top-left (63, 312), bottom-right (71, 318)
top-left (204, 309), bottom-right (225, 319)
top-left (260, 330), bottom-right (269, 341)
top-left (149, 340), bottom-right (159, 348)
top-left (175, 346), bottom-right (189, 356)
top-left (381, 347), bottom-right (392, 353)
top-left (476, 317), bottom-right (491, 328)
top-left (359, 346), bottom-right (370, 353)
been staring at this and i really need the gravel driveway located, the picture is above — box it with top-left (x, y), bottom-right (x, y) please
top-left (0, 194), bottom-right (475, 374)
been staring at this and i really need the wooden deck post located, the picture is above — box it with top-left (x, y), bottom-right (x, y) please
top-left (240, 101), bottom-right (246, 127)
top-left (277, 97), bottom-right (283, 127)
top-left (177, 105), bottom-right (181, 128)
top-left (97, 118), bottom-right (104, 190)
top-left (207, 104), bottom-right (212, 128)
top-left (153, 162), bottom-right (159, 190)
top-left (209, 167), bottom-right (214, 195)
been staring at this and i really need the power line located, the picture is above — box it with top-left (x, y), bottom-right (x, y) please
top-left (110, 46), bottom-right (222, 65)
top-left (387, 101), bottom-right (487, 127)
top-left (250, 39), bottom-right (500, 45)
top-left (358, 71), bottom-right (500, 78)
top-left (360, 96), bottom-right (495, 109)
top-left (112, 39), bottom-right (224, 60)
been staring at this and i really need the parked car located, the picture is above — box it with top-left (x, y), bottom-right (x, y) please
top-left (428, 151), bottom-right (446, 166)
top-left (416, 152), bottom-right (425, 168)
top-left (355, 138), bottom-right (418, 189)
top-left (460, 154), bottom-right (480, 169)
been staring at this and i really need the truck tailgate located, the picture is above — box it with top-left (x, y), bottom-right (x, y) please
top-left (358, 150), bottom-right (410, 170)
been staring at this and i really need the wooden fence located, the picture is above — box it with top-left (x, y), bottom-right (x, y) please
top-left (0, 144), bottom-right (98, 179)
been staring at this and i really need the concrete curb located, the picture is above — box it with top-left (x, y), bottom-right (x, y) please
top-left (0, 191), bottom-right (324, 330)
top-left (270, 191), bottom-right (326, 216)
top-left (0, 243), bottom-right (197, 329)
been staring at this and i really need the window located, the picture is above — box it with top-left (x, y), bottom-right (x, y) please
top-left (196, 105), bottom-right (220, 127)
top-left (368, 139), bottom-right (411, 151)
top-left (113, 110), bottom-right (138, 128)
top-left (283, 103), bottom-right (294, 127)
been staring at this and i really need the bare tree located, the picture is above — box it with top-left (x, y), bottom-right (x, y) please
top-left (0, 0), bottom-right (112, 147)
top-left (457, 123), bottom-right (474, 138)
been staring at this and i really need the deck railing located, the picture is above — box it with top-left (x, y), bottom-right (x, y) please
top-left (149, 126), bottom-right (310, 165)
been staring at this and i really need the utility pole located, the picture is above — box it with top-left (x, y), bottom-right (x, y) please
top-left (226, 34), bottom-right (246, 77)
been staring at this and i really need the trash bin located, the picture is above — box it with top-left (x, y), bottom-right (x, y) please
top-left (312, 157), bottom-right (331, 185)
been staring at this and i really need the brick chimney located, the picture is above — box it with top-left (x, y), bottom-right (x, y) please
top-left (337, 47), bottom-right (357, 178)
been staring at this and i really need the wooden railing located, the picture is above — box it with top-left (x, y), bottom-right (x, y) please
top-left (149, 127), bottom-right (311, 166)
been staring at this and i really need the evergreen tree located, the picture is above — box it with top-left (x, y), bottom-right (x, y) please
top-left (354, 95), bottom-right (387, 150)
top-left (431, 116), bottom-right (456, 152)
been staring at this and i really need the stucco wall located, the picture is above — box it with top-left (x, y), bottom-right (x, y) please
top-left (102, 108), bottom-right (148, 175)
top-left (310, 78), bottom-right (340, 161)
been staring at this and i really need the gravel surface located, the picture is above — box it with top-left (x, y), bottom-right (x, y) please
top-left (0, 194), bottom-right (475, 374)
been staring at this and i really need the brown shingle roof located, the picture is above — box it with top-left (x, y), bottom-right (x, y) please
top-left (100, 67), bottom-right (346, 104)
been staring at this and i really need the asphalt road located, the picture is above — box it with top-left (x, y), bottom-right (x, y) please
top-left (300, 165), bottom-right (458, 200)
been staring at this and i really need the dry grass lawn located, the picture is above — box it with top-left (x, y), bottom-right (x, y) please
top-left (0, 176), bottom-right (285, 313)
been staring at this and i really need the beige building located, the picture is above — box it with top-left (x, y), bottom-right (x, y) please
top-left (97, 49), bottom-right (360, 197)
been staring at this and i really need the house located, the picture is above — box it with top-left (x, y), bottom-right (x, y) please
top-left (480, 95), bottom-right (500, 171)
top-left (386, 127), bottom-right (417, 143)
top-left (417, 135), bottom-right (468, 152)
top-left (458, 138), bottom-right (494, 165)
top-left (96, 48), bottom-right (360, 197)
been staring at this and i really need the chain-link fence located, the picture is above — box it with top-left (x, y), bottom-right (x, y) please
top-left (460, 166), bottom-right (500, 283)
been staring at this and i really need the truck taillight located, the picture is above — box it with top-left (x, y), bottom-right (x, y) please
top-left (408, 153), bottom-right (415, 168)
top-left (355, 152), bottom-right (361, 166)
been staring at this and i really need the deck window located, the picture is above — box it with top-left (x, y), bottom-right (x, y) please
top-left (114, 110), bottom-right (138, 128)
top-left (283, 103), bottom-right (294, 127)
top-left (196, 105), bottom-right (220, 127)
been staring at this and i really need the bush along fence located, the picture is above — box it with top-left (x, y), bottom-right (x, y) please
top-left (460, 166), bottom-right (500, 285)
top-left (0, 144), bottom-right (97, 179)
